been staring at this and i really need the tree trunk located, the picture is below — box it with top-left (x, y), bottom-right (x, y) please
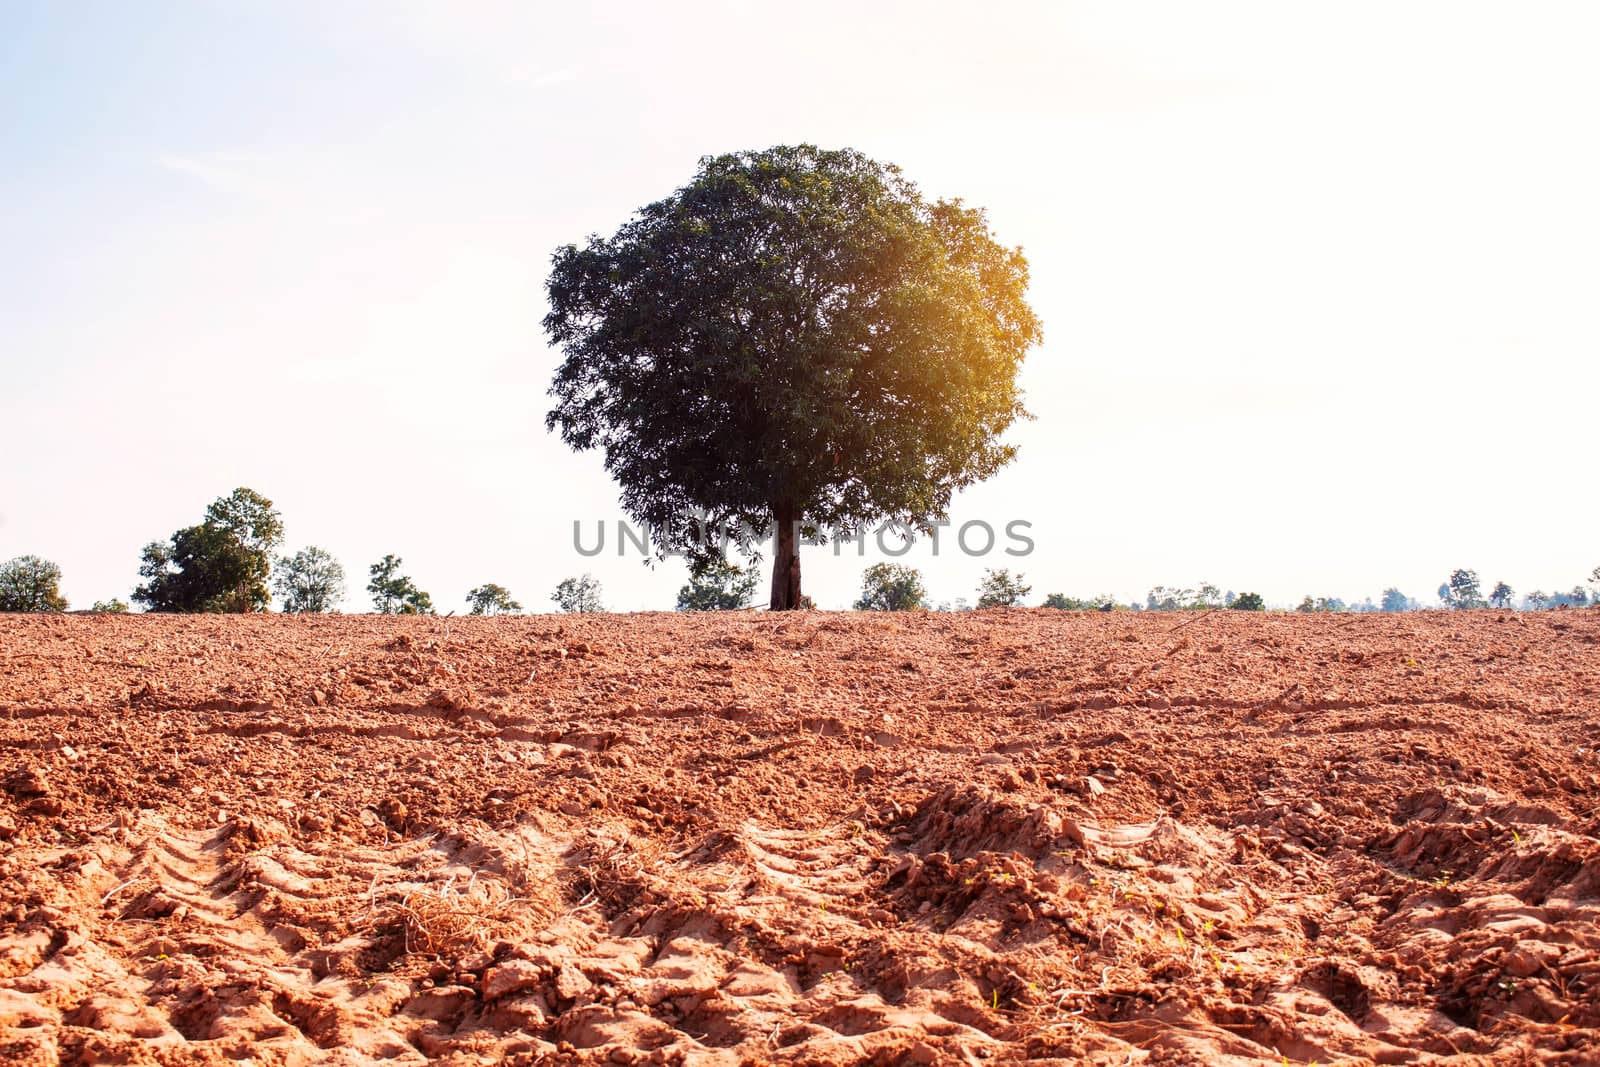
top-left (769, 506), bottom-right (803, 610)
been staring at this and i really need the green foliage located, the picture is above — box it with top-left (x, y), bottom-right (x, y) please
top-left (1440, 568), bottom-right (1485, 609)
top-left (1527, 587), bottom-right (1590, 609)
top-left (274, 547), bottom-right (346, 614)
top-left (204, 488), bottom-right (285, 554)
top-left (853, 563), bottom-right (927, 611)
top-left (1042, 592), bottom-right (1118, 611)
top-left (552, 574), bottom-right (604, 614)
top-left (1488, 581), bottom-right (1514, 609)
top-left (1144, 585), bottom-right (1222, 611)
top-left (1296, 595), bottom-right (1346, 613)
top-left (134, 488), bottom-right (283, 613)
top-left (544, 145), bottom-right (1042, 610)
top-left (0, 556), bottom-right (68, 612)
top-left (91, 598), bottom-right (129, 613)
top-left (1380, 587), bottom-right (1410, 612)
top-left (466, 583), bottom-right (523, 616)
top-left (976, 568), bottom-right (1031, 609)
top-left (676, 560), bottom-right (758, 611)
top-left (367, 555), bottom-right (434, 615)
top-left (1230, 591), bottom-right (1265, 611)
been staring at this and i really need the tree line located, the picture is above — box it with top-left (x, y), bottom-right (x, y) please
top-left (2, 489), bottom-right (1595, 616)
top-left (0, 489), bottom-right (534, 617)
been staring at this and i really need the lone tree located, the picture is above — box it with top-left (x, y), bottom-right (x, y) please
top-left (467, 583), bottom-right (522, 615)
top-left (274, 547), bottom-right (346, 613)
top-left (676, 560), bottom-right (759, 611)
top-left (1231, 591), bottom-right (1266, 611)
top-left (552, 574), bottom-right (604, 614)
top-left (367, 555), bottom-right (434, 615)
top-left (0, 555), bottom-right (68, 612)
top-left (976, 568), bottom-right (1031, 608)
top-left (1489, 581), bottom-right (1515, 609)
top-left (854, 563), bottom-right (926, 611)
top-left (135, 488), bottom-right (283, 613)
top-left (544, 145), bottom-right (1041, 610)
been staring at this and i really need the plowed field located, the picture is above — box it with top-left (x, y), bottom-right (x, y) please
top-left (2, 609), bottom-right (1598, 1065)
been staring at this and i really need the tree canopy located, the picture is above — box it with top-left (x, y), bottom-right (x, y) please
top-left (1441, 568), bottom-right (1485, 609)
top-left (274, 547), bottom-right (347, 613)
top-left (854, 563), bottom-right (926, 611)
top-left (134, 488), bottom-right (282, 613)
top-left (544, 145), bottom-right (1041, 609)
top-left (552, 574), bottom-right (604, 614)
top-left (976, 568), bottom-right (1031, 608)
top-left (467, 583), bottom-right (523, 615)
top-left (0, 555), bottom-right (68, 612)
top-left (1380, 587), bottom-right (1410, 612)
top-left (676, 560), bottom-right (758, 611)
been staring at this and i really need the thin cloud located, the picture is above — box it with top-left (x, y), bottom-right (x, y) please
top-left (504, 64), bottom-right (584, 88)
top-left (157, 154), bottom-right (280, 203)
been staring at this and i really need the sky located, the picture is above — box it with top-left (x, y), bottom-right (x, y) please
top-left (2, 1), bottom-right (1597, 613)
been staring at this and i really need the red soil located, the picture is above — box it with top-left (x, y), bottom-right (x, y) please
top-left (2, 609), bottom-right (1598, 1065)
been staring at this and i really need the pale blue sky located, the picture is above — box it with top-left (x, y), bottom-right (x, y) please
top-left (3, 1), bottom-right (1597, 612)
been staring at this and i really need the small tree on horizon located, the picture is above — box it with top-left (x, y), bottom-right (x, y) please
top-left (368, 555), bottom-right (434, 615)
top-left (1380, 587), bottom-right (1409, 612)
top-left (91, 598), bottom-right (129, 613)
top-left (854, 563), bottom-right (927, 611)
top-left (676, 560), bottom-right (759, 611)
top-left (543, 145), bottom-right (1042, 611)
top-left (466, 583), bottom-right (522, 615)
top-left (976, 568), bottom-right (1031, 608)
top-left (0, 556), bottom-right (68, 612)
top-left (274, 547), bottom-right (346, 614)
top-left (1489, 581), bottom-right (1515, 609)
top-left (552, 574), bottom-right (604, 614)
top-left (1231, 591), bottom-right (1265, 611)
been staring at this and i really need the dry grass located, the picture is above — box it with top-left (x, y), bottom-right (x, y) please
top-left (382, 873), bottom-right (554, 958)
